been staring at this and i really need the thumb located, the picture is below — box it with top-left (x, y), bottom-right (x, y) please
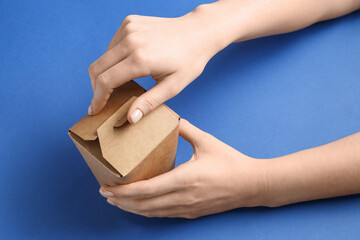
top-left (127, 75), bottom-right (182, 124)
top-left (178, 119), bottom-right (208, 150)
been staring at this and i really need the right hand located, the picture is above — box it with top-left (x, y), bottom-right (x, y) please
top-left (88, 6), bottom-right (226, 123)
top-left (100, 119), bottom-right (268, 218)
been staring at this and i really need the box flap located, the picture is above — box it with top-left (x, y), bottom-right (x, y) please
top-left (69, 81), bottom-right (145, 141)
top-left (97, 97), bottom-right (179, 176)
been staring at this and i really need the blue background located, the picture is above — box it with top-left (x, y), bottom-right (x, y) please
top-left (1, 0), bottom-right (359, 239)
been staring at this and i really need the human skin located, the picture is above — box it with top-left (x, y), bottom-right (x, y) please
top-left (100, 119), bottom-right (360, 218)
top-left (87, 0), bottom-right (360, 122)
top-left (92, 0), bottom-right (360, 218)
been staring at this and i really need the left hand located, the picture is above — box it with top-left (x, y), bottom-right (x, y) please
top-left (87, 10), bottom-right (226, 122)
top-left (99, 119), bottom-right (268, 219)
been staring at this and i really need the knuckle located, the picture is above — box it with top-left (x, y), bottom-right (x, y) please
top-left (88, 63), bottom-right (97, 77)
top-left (124, 15), bottom-right (138, 24)
top-left (123, 22), bottom-right (137, 34)
top-left (123, 34), bottom-right (140, 49)
top-left (97, 74), bottom-right (110, 88)
top-left (131, 49), bottom-right (148, 65)
top-left (141, 95), bottom-right (160, 112)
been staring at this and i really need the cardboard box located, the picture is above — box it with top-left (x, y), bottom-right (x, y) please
top-left (68, 81), bottom-right (179, 186)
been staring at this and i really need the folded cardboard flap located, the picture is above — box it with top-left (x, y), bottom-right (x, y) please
top-left (114, 113), bottom-right (128, 128)
top-left (69, 81), bottom-right (145, 141)
top-left (68, 81), bottom-right (180, 186)
top-left (68, 131), bottom-right (121, 176)
top-left (96, 96), bottom-right (178, 176)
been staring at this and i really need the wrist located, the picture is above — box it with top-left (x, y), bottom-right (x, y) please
top-left (248, 158), bottom-right (274, 207)
top-left (258, 158), bottom-right (281, 207)
top-left (244, 157), bottom-right (291, 208)
top-left (189, 1), bottom-right (253, 43)
top-left (260, 155), bottom-right (301, 208)
top-left (234, 157), bottom-right (275, 208)
top-left (181, 2), bottom-right (239, 59)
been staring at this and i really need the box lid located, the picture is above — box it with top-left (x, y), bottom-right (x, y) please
top-left (69, 81), bottom-right (145, 141)
top-left (69, 81), bottom-right (179, 176)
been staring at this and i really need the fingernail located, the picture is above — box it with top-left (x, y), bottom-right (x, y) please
top-left (100, 188), bottom-right (114, 197)
top-left (88, 105), bottom-right (93, 115)
top-left (131, 109), bottom-right (143, 124)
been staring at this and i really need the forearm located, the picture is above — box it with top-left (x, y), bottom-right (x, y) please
top-left (262, 132), bottom-right (360, 207)
top-left (185, 0), bottom-right (360, 52)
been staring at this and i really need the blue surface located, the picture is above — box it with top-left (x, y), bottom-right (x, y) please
top-left (1, 0), bottom-right (360, 239)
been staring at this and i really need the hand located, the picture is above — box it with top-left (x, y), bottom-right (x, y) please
top-left (88, 8), bottom-right (226, 123)
top-left (99, 119), bottom-right (268, 218)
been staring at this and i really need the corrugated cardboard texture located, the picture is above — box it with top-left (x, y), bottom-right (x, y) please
top-left (68, 81), bottom-right (179, 186)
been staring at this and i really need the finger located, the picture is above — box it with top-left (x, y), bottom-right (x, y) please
top-left (127, 74), bottom-right (183, 124)
top-left (143, 206), bottom-right (197, 219)
top-left (106, 15), bottom-right (137, 52)
top-left (102, 169), bottom-right (181, 199)
top-left (88, 77), bottom-right (114, 115)
top-left (106, 198), bottom-right (152, 217)
top-left (106, 15), bottom-right (151, 51)
top-left (179, 119), bottom-right (208, 149)
top-left (106, 19), bottom-right (129, 51)
top-left (107, 15), bottom-right (167, 51)
top-left (142, 207), bottom-right (194, 219)
top-left (88, 43), bottom-right (128, 92)
top-left (88, 57), bottom-right (146, 115)
top-left (108, 191), bottom-right (181, 214)
top-left (109, 196), bottom-right (196, 218)
top-left (106, 27), bottom-right (125, 52)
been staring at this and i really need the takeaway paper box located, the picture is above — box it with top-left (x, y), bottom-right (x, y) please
top-left (68, 81), bottom-right (179, 186)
